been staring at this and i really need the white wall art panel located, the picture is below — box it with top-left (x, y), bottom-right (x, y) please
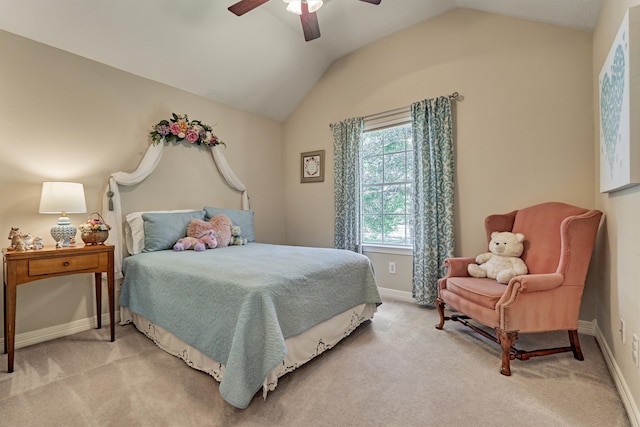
top-left (600, 6), bottom-right (640, 193)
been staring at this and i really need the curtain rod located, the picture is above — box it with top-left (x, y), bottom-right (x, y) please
top-left (362, 91), bottom-right (460, 121)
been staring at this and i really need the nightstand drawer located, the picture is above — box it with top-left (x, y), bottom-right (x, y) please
top-left (28, 254), bottom-right (100, 276)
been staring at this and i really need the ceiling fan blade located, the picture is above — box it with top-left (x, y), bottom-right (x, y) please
top-left (358, 0), bottom-right (381, 4)
top-left (228, 0), bottom-right (271, 16)
top-left (300, 3), bottom-right (321, 41)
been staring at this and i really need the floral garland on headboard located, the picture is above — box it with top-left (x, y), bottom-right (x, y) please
top-left (149, 113), bottom-right (225, 147)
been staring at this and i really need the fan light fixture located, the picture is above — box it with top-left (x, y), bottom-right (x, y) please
top-left (283, 0), bottom-right (323, 15)
top-left (228, 0), bottom-right (379, 42)
top-left (39, 181), bottom-right (87, 247)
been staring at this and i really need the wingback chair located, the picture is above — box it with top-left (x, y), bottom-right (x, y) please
top-left (435, 202), bottom-right (602, 375)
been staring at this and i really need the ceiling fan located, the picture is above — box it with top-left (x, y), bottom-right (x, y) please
top-left (228, 0), bottom-right (382, 42)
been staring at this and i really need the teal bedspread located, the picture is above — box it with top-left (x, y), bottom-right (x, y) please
top-left (119, 243), bottom-right (381, 408)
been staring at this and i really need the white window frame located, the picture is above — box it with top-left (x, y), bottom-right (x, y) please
top-left (361, 107), bottom-right (413, 254)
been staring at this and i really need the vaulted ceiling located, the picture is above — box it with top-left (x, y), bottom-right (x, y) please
top-left (0, 0), bottom-right (603, 121)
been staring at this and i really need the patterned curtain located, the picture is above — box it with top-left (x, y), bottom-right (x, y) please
top-left (331, 117), bottom-right (364, 252)
top-left (411, 97), bottom-right (455, 305)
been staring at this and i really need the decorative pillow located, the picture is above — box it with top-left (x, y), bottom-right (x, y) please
top-left (142, 210), bottom-right (206, 252)
top-left (203, 206), bottom-right (255, 242)
top-left (125, 210), bottom-right (203, 255)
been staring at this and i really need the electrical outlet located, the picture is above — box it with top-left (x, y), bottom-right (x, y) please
top-left (388, 262), bottom-right (396, 274)
top-left (620, 319), bottom-right (626, 344)
top-left (633, 335), bottom-right (639, 367)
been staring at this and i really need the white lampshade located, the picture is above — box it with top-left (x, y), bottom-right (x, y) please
top-left (39, 182), bottom-right (87, 246)
top-left (283, 0), bottom-right (323, 15)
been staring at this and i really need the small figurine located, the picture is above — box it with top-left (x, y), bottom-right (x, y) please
top-left (14, 239), bottom-right (29, 251)
top-left (32, 236), bottom-right (43, 250)
top-left (8, 227), bottom-right (22, 249)
top-left (21, 233), bottom-right (33, 249)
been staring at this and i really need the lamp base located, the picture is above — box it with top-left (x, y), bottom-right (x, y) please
top-left (51, 216), bottom-right (77, 247)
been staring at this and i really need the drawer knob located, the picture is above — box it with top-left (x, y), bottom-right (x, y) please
top-left (63, 261), bottom-right (70, 267)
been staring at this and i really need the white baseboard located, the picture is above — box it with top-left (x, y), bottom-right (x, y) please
top-left (0, 311), bottom-right (120, 353)
top-left (593, 320), bottom-right (640, 427)
top-left (578, 319), bottom-right (595, 336)
top-left (377, 287), bottom-right (415, 303)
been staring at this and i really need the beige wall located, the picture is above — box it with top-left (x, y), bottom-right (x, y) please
top-left (0, 30), bottom-right (285, 334)
top-left (5, 6), bottom-right (636, 413)
top-left (283, 8), bottom-right (595, 296)
top-left (593, 0), bottom-right (640, 416)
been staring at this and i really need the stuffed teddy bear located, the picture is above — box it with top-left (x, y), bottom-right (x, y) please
top-left (173, 229), bottom-right (218, 252)
top-left (186, 214), bottom-right (233, 248)
top-left (229, 225), bottom-right (248, 246)
top-left (467, 231), bottom-right (528, 284)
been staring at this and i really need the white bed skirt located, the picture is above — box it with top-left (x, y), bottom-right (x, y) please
top-left (120, 303), bottom-right (377, 401)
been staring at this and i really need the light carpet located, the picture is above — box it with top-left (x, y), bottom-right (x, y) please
top-left (0, 298), bottom-right (630, 426)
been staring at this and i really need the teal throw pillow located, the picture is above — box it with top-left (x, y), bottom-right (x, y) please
top-left (142, 210), bottom-right (205, 252)
top-left (203, 206), bottom-right (255, 242)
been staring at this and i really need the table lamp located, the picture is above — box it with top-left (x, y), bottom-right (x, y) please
top-left (38, 182), bottom-right (87, 247)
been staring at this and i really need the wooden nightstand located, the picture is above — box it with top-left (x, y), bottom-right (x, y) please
top-left (2, 244), bottom-right (115, 373)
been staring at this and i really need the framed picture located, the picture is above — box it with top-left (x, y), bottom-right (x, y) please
top-left (599, 6), bottom-right (640, 192)
top-left (300, 150), bottom-right (325, 183)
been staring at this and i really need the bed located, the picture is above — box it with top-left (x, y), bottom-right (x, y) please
top-left (119, 239), bottom-right (380, 408)
top-left (104, 144), bottom-right (382, 409)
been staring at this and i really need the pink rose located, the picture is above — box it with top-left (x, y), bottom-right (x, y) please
top-left (186, 129), bottom-right (199, 143)
top-left (169, 122), bottom-right (181, 135)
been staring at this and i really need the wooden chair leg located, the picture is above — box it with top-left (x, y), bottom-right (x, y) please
top-left (435, 298), bottom-right (446, 330)
top-left (568, 329), bottom-right (584, 361)
top-left (496, 328), bottom-right (518, 376)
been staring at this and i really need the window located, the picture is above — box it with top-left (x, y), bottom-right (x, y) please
top-left (361, 120), bottom-right (413, 247)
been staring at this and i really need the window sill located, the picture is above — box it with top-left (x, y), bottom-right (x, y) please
top-left (362, 244), bottom-right (413, 256)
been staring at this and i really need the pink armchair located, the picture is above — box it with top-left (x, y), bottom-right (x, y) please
top-left (435, 202), bottom-right (602, 375)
